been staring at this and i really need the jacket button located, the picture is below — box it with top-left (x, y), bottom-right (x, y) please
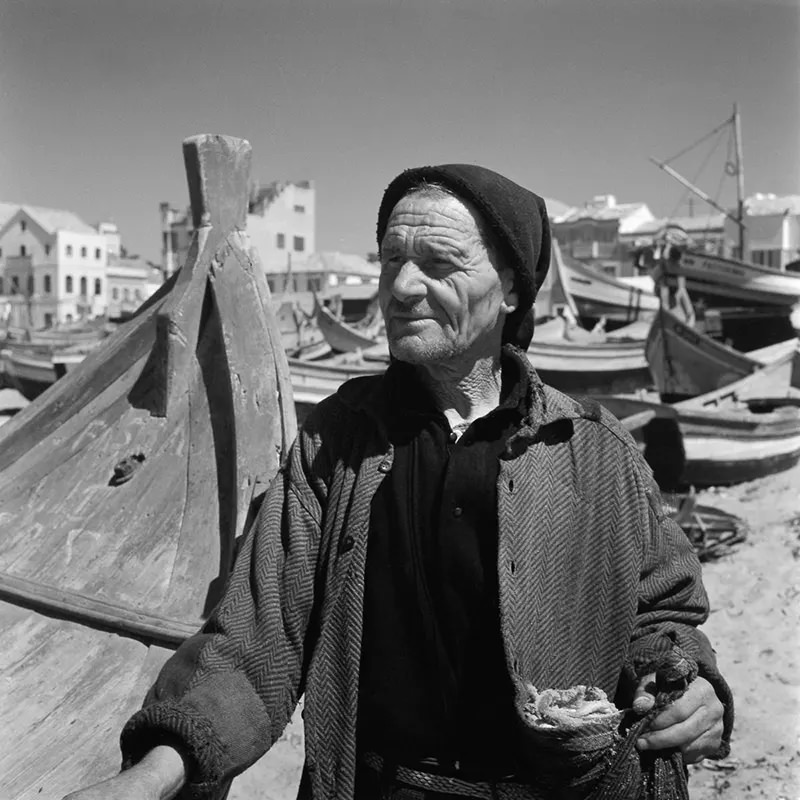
top-left (339, 535), bottom-right (355, 553)
top-left (378, 460), bottom-right (392, 473)
top-left (453, 506), bottom-right (463, 517)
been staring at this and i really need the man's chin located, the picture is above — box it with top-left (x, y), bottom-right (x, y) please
top-left (388, 336), bottom-right (452, 365)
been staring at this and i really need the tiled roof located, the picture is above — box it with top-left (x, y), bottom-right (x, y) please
top-left (744, 194), bottom-right (800, 216)
top-left (23, 205), bottom-right (98, 235)
top-left (542, 197), bottom-right (573, 221)
top-left (0, 202), bottom-right (18, 229)
top-left (288, 251), bottom-right (381, 279)
top-left (555, 202), bottom-right (649, 225)
top-left (627, 213), bottom-right (727, 236)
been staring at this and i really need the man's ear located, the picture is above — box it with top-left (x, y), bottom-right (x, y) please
top-left (501, 268), bottom-right (519, 315)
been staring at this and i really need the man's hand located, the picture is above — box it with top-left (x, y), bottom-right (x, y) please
top-left (633, 675), bottom-right (724, 763)
top-left (62, 745), bottom-right (187, 800)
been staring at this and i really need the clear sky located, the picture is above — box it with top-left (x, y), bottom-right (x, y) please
top-left (1, 0), bottom-right (798, 263)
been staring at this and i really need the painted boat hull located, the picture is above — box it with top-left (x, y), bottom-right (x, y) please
top-left (554, 244), bottom-right (660, 325)
top-left (0, 136), bottom-right (302, 800)
top-left (595, 346), bottom-right (800, 488)
top-left (664, 250), bottom-right (800, 309)
top-left (0, 346), bottom-right (57, 400)
top-left (315, 297), bottom-right (382, 353)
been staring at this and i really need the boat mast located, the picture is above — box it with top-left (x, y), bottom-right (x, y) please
top-left (649, 106), bottom-right (747, 255)
top-left (733, 102), bottom-right (746, 259)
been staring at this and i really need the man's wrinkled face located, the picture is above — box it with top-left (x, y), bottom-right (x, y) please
top-left (378, 191), bottom-right (517, 365)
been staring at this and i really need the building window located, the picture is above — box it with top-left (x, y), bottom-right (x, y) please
top-left (44, 275), bottom-right (52, 294)
top-left (94, 278), bottom-right (102, 295)
top-left (20, 220), bottom-right (26, 233)
top-left (80, 276), bottom-right (88, 296)
top-left (20, 245), bottom-right (26, 256)
top-left (80, 246), bottom-right (87, 258)
top-left (123, 288), bottom-right (131, 302)
top-left (44, 244), bottom-right (51, 256)
top-left (293, 236), bottom-right (305, 252)
top-left (27, 275), bottom-right (34, 296)
top-left (11, 276), bottom-right (19, 293)
top-left (135, 289), bottom-right (142, 300)
top-left (66, 275), bottom-right (73, 293)
top-left (95, 248), bottom-right (101, 259)
top-left (294, 204), bottom-right (306, 213)
top-left (66, 245), bottom-right (73, 256)
top-left (0, 278), bottom-right (3, 293)
top-left (44, 313), bottom-right (53, 327)
top-left (276, 233), bottom-right (285, 249)
top-left (112, 287), bottom-right (119, 301)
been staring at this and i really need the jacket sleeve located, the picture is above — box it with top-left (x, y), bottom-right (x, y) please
top-left (120, 425), bottom-right (328, 798)
top-left (627, 453), bottom-right (734, 759)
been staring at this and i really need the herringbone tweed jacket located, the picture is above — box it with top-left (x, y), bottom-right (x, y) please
top-left (121, 348), bottom-right (732, 800)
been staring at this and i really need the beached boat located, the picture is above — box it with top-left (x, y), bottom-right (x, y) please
top-left (658, 249), bottom-right (800, 311)
top-left (289, 315), bottom-right (651, 410)
top-left (552, 240), bottom-right (660, 326)
top-left (596, 347), bottom-right (800, 487)
top-left (646, 305), bottom-right (800, 400)
top-left (0, 135), bottom-right (303, 799)
top-left (313, 292), bottom-right (383, 353)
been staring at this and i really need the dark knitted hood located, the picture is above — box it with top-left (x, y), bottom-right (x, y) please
top-left (376, 164), bottom-right (551, 350)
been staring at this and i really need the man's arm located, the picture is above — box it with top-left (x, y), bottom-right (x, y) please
top-left (116, 427), bottom-right (328, 797)
top-left (62, 745), bottom-right (186, 800)
top-left (628, 467), bottom-right (733, 761)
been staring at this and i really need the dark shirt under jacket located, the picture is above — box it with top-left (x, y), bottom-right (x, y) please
top-left (357, 356), bottom-right (529, 777)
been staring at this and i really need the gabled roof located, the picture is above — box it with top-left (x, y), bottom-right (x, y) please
top-left (0, 202), bottom-right (19, 230)
top-left (20, 205), bottom-right (97, 235)
top-left (744, 194), bottom-right (800, 217)
top-left (541, 197), bottom-right (573, 221)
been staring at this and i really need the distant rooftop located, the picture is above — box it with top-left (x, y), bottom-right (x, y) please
top-left (744, 193), bottom-right (800, 216)
top-left (541, 196), bottom-right (573, 221)
top-left (554, 195), bottom-right (650, 225)
top-left (628, 213), bottom-right (727, 237)
top-left (0, 203), bottom-right (98, 236)
top-left (285, 251), bottom-right (380, 279)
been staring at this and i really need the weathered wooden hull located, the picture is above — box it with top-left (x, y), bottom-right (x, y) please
top-left (0, 136), bottom-right (301, 800)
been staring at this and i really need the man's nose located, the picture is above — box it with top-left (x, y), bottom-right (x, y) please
top-left (390, 260), bottom-right (426, 301)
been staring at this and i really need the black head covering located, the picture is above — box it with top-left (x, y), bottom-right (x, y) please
top-left (376, 164), bottom-right (551, 350)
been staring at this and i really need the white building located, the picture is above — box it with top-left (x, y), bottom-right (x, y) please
top-left (161, 179), bottom-right (316, 278)
top-left (0, 205), bottom-right (109, 328)
top-left (735, 193), bottom-right (800, 270)
top-left (551, 195), bottom-right (655, 277)
top-left (106, 257), bottom-right (164, 319)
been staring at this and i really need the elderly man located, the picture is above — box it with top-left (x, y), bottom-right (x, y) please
top-left (66, 165), bottom-right (730, 800)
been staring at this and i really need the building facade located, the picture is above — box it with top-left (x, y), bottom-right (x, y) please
top-left (734, 194), bottom-right (800, 270)
top-left (106, 258), bottom-right (164, 320)
top-left (0, 206), bottom-right (109, 328)
top-left (161, 179), bottom-right (316, 279)
top-left (551, 195), bottom-right (655, 277)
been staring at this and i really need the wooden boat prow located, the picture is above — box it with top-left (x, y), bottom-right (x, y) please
top-left (0, 135), bottom-right (302, 799)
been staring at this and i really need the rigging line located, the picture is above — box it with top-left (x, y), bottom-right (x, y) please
top-left (703, 128), bottom-right (736, 235)
top-left (667, 127), bottom-right (728, 220)
top-left (661, 114), bottom-right (734, 166)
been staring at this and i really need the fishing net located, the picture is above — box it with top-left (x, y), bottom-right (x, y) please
top-left (515, 649), bottom-right (699, 800)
